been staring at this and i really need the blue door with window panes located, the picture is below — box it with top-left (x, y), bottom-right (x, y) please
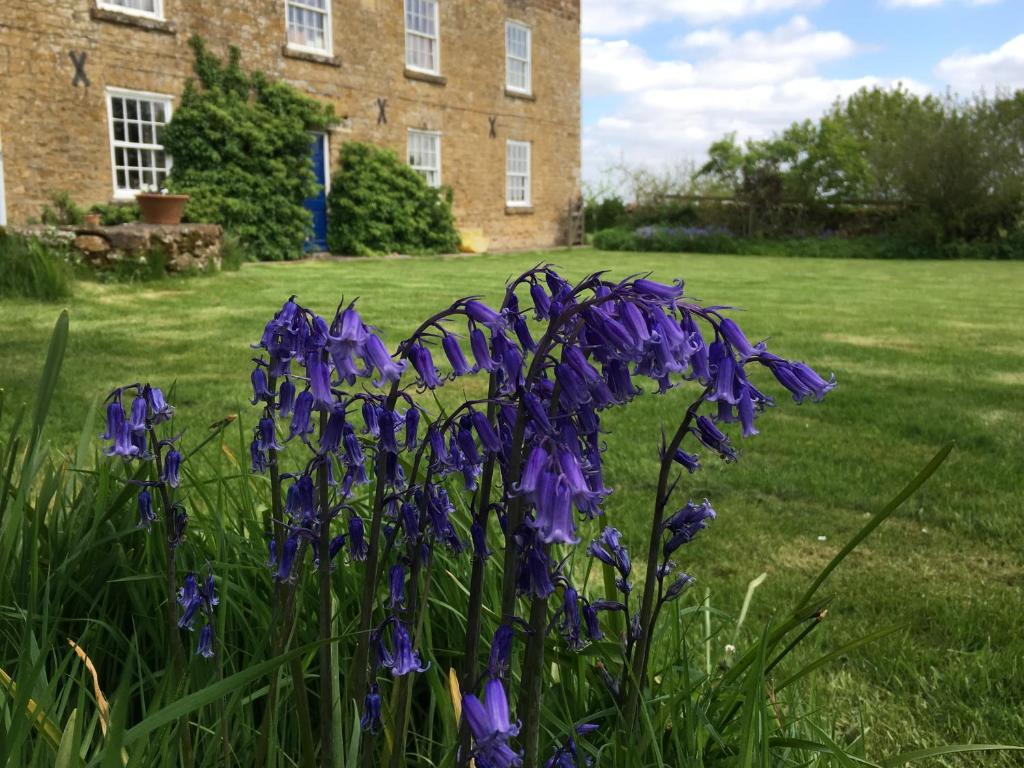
top-left (304, 133), bottom-right (329, 252)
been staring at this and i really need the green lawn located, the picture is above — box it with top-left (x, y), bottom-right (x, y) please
top-left (3, 249), bottom-right (1023, 759)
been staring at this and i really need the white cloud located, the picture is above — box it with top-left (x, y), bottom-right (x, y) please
top-left (885, 0), bottom-right (1002, 7)
top-left (934, 34), bottom-right (1024, 90)
top-left (582, 0), bottom-right (822, 36)
top-left (581, 16), bottom-right (926, 186)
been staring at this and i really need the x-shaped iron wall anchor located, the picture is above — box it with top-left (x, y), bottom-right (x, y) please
top-left (69, 51), bottom-right (90, 87)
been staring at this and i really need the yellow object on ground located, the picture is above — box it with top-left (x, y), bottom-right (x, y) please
top-left (459, 229), bottom-right (490, 253)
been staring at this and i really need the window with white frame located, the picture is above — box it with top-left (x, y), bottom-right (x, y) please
top-left (506, 140), bottom-right (531, 206)
top-left (97, 0), bottom-right (163, 20)
top-left (106, 90), bottom-right (173, 198)
top-left (408, 130), bottom-right (441, 188)
top-left (286, 0), bottom-right (332, 54)
top-left (405, 0), bottom-right (440, 74)
top-left (506, 22), bottom-right (532, 94)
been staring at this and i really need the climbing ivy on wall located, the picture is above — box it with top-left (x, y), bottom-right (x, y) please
top-left (162, 36), bottom-right (334, 261)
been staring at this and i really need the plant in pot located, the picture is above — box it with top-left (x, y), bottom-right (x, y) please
top-left (136, 186), bottom-right (189, 226)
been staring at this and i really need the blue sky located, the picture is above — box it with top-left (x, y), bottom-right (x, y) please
top-left (581, 0), bottom-right (1024, 186)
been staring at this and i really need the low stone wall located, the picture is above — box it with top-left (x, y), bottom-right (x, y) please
top-left (20, 222), bottom-right (224, 274)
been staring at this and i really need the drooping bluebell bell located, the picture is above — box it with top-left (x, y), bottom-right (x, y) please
top-left (378, 408), bottom-right (399, 454)
top-left (470, 328), bottom-right (498, 373)
top-left (162, 449), bottom-right (182, 488)
top-left (663, 499), bottom-right (716, 557)
top-left (360, 684), bottom-right (382, 733)
top-left (288, 390), bottom-right (315, 443)
top-left (177, 573), bottom-right (202, 629)
top-left (307, 352), bottom-right (334, 408)
top-left (757, 353), bottom-right (836, 403)
top-left (719, 317), bottom-right (762, 360)
top-left (387, 564), bottom-right (406, 609)
top-left (487, 624), bottom-right (515, 680)
top-left (529, 281), bottom-right (551, 320)
top-left (387, 620), bottom-right (429, 676)
top-left (465, 300), bottom-right (506, 332)
top-left (663, 571), bottom-right (695, 601)
top-left (102, 399), bottom-right (138, 459)
top-left (257, 417), bottom-right (282, 452)
top-left (348, 516), bottom-right (368, 561)
top-left (472, 410), bottom-right (502, 455)
top-left (319, 408), bottom-right (346, 454)
top-left (517, 538), bottom-right (556, 599)
top-left (531, 470), bottom-right (578, 545)
top-left (278, 378), bottom-right (296, 417)
top-left (471, 520), bottom-right (492, 560)
top-left (137, 488), bottom-right (156, 529)
top-left (672, 448), bottom-right (701, 474)
top-left (250, 440), bottom-right (268, 474)
top-left (171, 503), bottom-right (189, 547)
top-left (409, 342), bottom-right (444, 389)
top-left (442, 333), bottom-right (474, 376)
top-left (127, 394), bottom-right (148, 434)
top-left (195, 622), bottom-right (215, 658)
top-left (274, 535), bottom-right (300, 582)
top-left (692, 415), bottom-right (737, 461)
top-left (363, 334), bottom-right (407, 387)
top-left (251, 368), bottom-right (272, 405)
top-left (146, 387), bottom-right (174, 424)
top-left (587, 527), bottom-right (631, 586)
top-left (404, 407), bottom-right (420, 449)
top-left (634, 277), bottom-right (684, 302)
top-left (582, 599), bottom-right (603, 641)
top-left (544, 724), bottom-right (597, 768)
top-left (558, 587), bottom-right (584, 650)
top-left (462, 678), bottom-right (522, 768)
top-left (361, 400), bottom-right (381, 436)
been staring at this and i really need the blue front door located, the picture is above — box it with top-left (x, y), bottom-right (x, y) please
top-left (304, 132), bottom-right (329, 251)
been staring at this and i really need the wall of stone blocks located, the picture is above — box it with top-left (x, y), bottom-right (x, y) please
top-left (0, 0), bottom-right (581, 251)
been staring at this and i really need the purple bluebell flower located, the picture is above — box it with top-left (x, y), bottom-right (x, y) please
top-left (274, 535), bottom-right (300, 582)
top-left (462, 678), bottom-right (522, 768)
top-left (487, 624), bottom-right (515, 680)
top-left (388, 564), bottom-right (406, 609)
top-left (516, 444), bottom-right (548, 495)
top-left (530, 282), bottom-right (551, 319)
top-left (102, 399), bottom-right (138, 459)
top-left (518, 541), bottom-right (555, 599)
top-left (364, 334), bottom-right (407, 386)
top-left (588, 527), bottom-right (631, 582)
top-left (288, 390), bottom-right (315, 443)
top-left (672, 448), bottom-right (700, 473)
top-left (177, 573), bottom-right (202, 629)
top-left (663, 499), bottom-right (716, 557)
top-left (378, 408), bottom-right (399, 454)
top-left (307, 352), bottom-right (334, 408)
top-left (388, 620), bottom-right (429, 676)
top-left (532, 471), bottom-right (578, 545)
top-left (582, 600), bottom-right (603, 641)
top-left (404, 406), bottom-right (420, 449)
top-left (522, 392), bottom-right (552, 434)
top-left (137, 488), bottom-right (156, 529)
top-left (559, 587), bottom-right (584, 650)
top-left (251, 368), bottom-right (272, 405)
top-left (257, 416), bottom-right (282, 452)
top-left (127, 395), bottom-right (148, 434)
top-left (664, 571), bottom-right (695, 601)
top-left (634, 277), bottom-right (683, 302)
top-left (171, 504), bottom-right (189, 547)
top-left (195, 622), bottom-right (215, 658)
top-left (442, 333), bottom-right (474, 376)
top-left (146, 387), bottom-right (174, 424)
top-left (719, 317), bottom-right (760, 359)
top-left (757, 353), bottom-right (836, 403)
top-left (409, 343), bottom-right (444, 389)
top-left (361, 400), bottom-right (381, 436)
top-left (692, 415), bottom-right (736, 461)
top-left (319, 408), bottom-right (346, 454)
top-left (348, 516), bottom-right (368, 561)
top-left (465, 300), bottom-right (506, 332)
top-left (278, 378), bottom-right (296, 417)
top-left (470, 328), bottom-right (498, 373)
top-left (250, 440), bottom-right (268, 473)
top-left (472, 411), bottom-right (502, 455)
top-left (512, 314), bottom-right (536, 352)
top-left (471, 520), bottom-right (492, 560)
top-left (361, 684), bottom-right (382, 733)
top-left (162, 449), bottom-right (182, 488)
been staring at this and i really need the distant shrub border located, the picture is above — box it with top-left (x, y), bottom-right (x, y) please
top-left (592, 226), bottom-right (1024, 260)
top-left (327, 141), bottom-right (460, 256)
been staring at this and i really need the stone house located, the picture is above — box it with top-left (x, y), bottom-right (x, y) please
top-left (0, 0), bottom-right (581, 251)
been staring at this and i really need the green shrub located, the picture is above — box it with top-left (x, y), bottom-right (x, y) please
top-left (326, 141), bottom-right (460, 256)
top-left (39, 191), bottom-right (85, 226)
top-left (584, 195), bottom-right (627, 232)
top-left (592, 226), bottom-right (1024, 260)
top-left (219, 231), bottom-right (248, 271)
top-left (161, 36), bottom-right (334, 261)
top-left (0, 229), bottom-right (74, 300)
top-left (89, 201), bottom-right (140, 226)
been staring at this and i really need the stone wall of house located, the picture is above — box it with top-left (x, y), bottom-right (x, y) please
top-left (0, 0), bottom-right (581, 252)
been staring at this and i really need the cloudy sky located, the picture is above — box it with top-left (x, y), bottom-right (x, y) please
top-left (581, 0), bottom-right (1024, 186)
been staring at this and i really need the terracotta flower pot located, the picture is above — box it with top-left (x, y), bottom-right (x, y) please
top-left (83, 213), bottom-right (103, 229)
top-left (136, 193), bottom-right (189, 226)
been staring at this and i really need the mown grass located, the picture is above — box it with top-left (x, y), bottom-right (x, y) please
top-left (2, 248), bottom-right (1022, 760)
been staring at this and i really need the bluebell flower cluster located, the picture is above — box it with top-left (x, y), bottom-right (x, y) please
top-left (178, 571), bottom-right (218, 658)
top-left (238, 265), bottom-right (835, 759)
